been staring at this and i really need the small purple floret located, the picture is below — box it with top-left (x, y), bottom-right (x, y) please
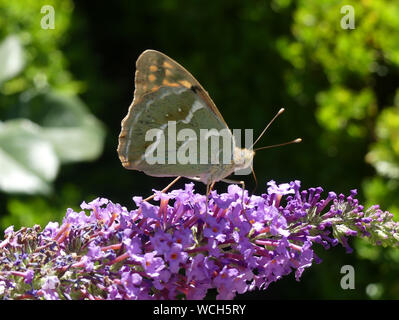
top-left (0, 180), bottom-right (398, 300)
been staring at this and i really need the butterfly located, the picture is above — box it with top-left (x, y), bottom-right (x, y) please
top-left (117, 50), bottom-right (300, 201)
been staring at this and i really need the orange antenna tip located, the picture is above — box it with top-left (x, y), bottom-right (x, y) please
top-left (254, 138), bottom-right (302, 152)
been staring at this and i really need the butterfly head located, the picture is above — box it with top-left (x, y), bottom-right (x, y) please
top-left (233, 147), bottom-right (255, 171)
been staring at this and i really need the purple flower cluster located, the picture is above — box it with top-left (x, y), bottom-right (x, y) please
top-left (0, 180), bottom-right (398, 300)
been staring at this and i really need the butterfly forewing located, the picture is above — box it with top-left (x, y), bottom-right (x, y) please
top-left (133, 50), bottom-right (227, 125)
top-left (118, 50), bottom-right (236, 183)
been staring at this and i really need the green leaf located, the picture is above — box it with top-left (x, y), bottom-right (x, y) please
top-left (13, 91), bottom-right (106, 163)
top-left (0, 119), bottom-right (59, 194)
top-left (42, 115), bottom-right (105, 163)
top-left (0, 35), bottom-right (25, 84)
top-left (0, 91), bottom-right (105, 194)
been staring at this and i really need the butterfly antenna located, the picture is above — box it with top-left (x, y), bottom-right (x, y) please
top-left (254, 138), bottom-right (302, 151)
top-left (251, 108), bottom-right (285, 149)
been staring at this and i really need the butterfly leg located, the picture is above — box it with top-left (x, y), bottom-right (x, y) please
top-left (221, 178), bottom-right (246, 209)
top-left (250, 166), bottom-right (258, 196)
top-left (143, 176), bottom-right (182, 202)
top-left (186, 177), bottom-right (215, 213)
top-left (205, 181), bottom-right (216, 214)
top-left (186, 177), bottom-right (212, 213)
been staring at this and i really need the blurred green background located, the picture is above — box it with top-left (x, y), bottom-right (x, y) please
top-left (1, 0), bottom-right (398, 299)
